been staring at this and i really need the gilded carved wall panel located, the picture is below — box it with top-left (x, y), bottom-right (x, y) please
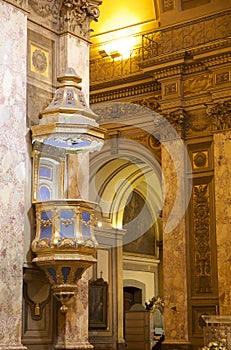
top-left (163, 0), bottom-right (175, 12)
top-left (187, 137), bottom-right (218, 341)
top-left (184, 74), bottom-right (213, 96)
top-left (27, 29), bottom-right (55, 88)
top-left (193, 183), bottom-right (212, 294)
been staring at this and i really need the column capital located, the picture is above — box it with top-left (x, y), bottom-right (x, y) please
top-left (154, 108), bottom-right (189, 141)
top-left (59, 0), bottom-right (102, 39)
top-left (206, 100), bottom-right (231, 132)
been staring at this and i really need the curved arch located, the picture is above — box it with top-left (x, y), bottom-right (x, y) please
top-left (89, 137), bottom-right (163, 230)
top-left (123, 279), bottom-right (146, 305)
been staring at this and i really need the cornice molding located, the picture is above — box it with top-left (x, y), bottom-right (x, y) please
top-left (90, 81), bottom-right (161, 105)
top-left (141, 42), bottom-right (231, 79)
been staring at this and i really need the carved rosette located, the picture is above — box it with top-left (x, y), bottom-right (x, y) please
top-left (59, 0), bottom-right (102, 38)
top-left (206, 100), bottom-right (231, 132)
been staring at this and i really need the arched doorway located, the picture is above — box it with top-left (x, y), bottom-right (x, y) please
top-left (124, 286), bottom-right (142, 312)
top-left (89, 102), bottom-right (163, 348)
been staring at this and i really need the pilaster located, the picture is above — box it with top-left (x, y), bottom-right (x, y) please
top-left (0, 0), bottom-right (27, 349)
top-left (210, 101), bottom-right (231, 316)
top-left (160, 120), bottom-right (190, 349)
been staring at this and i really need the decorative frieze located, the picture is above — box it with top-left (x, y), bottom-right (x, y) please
top-left (184, 74), bottom-right (212, 96)
top-left (132, 96), bottom-right (161, 112)
top-left (92, 101), bottom-right (155, 123)
top-left (206, 100), bottom-right (231, 131)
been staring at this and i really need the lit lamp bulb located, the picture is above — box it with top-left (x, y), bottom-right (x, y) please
top-left (97, 221), bottom-right (102, 228)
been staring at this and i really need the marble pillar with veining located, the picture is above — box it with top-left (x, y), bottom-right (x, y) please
top-left (55, 20), bottom-right (94, 350)
top-left (213, 131), bottom-right (231, 316)
top-left (0, 1), bottom-right (27, 349)
top-left (161, 139), bottom-right (189, 344)
top-left (55, 151), bottom-right (92, 349)
top-left (59, 34), bottom-right (90, 103)
top-left (56, 271), bottom-right (93, 350)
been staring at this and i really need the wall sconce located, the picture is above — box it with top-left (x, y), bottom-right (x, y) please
top-left (98, 49), bottom-right (122, 59)
top-left (110, 51), bottom-right (121, 59)
top-left (98, 49), bottom-right (109, 58)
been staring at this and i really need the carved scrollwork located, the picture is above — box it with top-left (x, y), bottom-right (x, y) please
top-left (159, 109), bottom-right (189, 139)
top-left (132, 96), bottom-right (161, 112)
top-left (29, 0), bottom-right (59, 23)
top-left (206, 100), bottom-right (231, 131)
top-left (36, 238), bottom-right (51, 249)
top-left (92, 102), bottom-right (153, 122)
top-left (59, 238), bottom-right (76, 248)
top-left (59, 0), bottom-right (101, 38)
top-left (193, 184), bottom-right (212, 293)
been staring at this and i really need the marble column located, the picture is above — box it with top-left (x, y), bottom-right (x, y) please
top-left (213, 130), bottom-right (231, 316)
top-left (0, 1), bottom-right (27, 349)
top-left (161, 138), bottom-right (190, 348)
top-left (116, 248), bottom-right (126, 350)
top-left (59, 34), bottom-right (90, 102)
top-left (114, 240), bottom-right (126, 350)
top-left (56, 152), bottom-right (93, 349)
top-left (55, 3), bottom-right (102, 348)
top-left (56, 30), bottom-right (95, 350)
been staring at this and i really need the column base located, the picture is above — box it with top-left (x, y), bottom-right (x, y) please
top-left (117, 342), bottom-right (126, 350)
